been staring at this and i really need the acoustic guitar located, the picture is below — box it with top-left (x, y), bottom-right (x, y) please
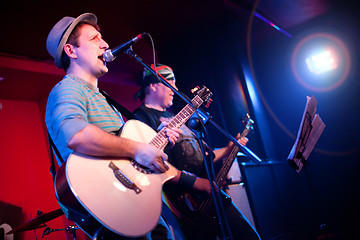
top-left (54, 86), bottom-right (212, 238)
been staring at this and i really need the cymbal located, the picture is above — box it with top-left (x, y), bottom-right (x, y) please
top-left (7, 208), bottom-right (64, 235)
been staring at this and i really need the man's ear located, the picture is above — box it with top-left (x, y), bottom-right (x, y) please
top-left (64, 43), bottom-right (77, 59)
top-left (149, 83), bottom-right (158, 92)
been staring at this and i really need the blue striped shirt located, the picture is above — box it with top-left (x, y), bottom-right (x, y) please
top-left (46, 74), bottom-right (124, 164)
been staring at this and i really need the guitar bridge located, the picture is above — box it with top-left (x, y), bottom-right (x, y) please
top-left (108, 161), bottom-right (142, 194)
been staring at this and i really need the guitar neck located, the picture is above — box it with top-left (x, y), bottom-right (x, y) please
top-left (149, 95), bottom-right (203, 150)
top-left (215, 124), bottom-right (252, 186)
top-left (197, 139), bottom-right (243, 218)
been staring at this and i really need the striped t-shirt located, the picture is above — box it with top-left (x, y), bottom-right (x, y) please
top-left (45, 74), bottom-right (125, 164)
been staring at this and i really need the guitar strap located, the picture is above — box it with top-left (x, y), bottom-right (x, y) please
top-left (47, 131), bottom-right (64, 181)
top-left (99, 89), bottom-right (136, 120)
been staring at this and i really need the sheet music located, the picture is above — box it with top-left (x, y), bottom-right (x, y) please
top-left (287, 96), bottom-right (326, 172)
top-left (302, 114), bottom-right (326, 160)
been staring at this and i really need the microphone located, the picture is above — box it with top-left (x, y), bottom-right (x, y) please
top-left (103, 33), bottom-right (145, 62)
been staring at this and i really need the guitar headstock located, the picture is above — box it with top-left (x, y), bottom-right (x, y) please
top-left (242, 113), bottom-right (254, 131)
top-left (191, 86), bottom-right (213, 108)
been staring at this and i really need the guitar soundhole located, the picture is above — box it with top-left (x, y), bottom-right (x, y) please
top-left (131, 160), bottom-right (154, 174)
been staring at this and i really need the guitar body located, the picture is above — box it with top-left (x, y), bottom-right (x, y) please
top-left (55, 120), bottom-right (177, 238)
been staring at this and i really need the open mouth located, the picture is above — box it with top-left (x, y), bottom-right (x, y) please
top-left (98, 55), bottom-right (106, 65)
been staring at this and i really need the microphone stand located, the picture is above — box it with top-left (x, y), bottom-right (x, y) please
top-left (191, 116), bottom-right (234, 240)
top-left (125, 49), bottom-right (262, 239)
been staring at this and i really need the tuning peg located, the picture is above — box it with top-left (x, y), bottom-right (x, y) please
top-left (191, 86), bottom-right (200, 94)
top-left (205, 98), bottom-right (213, 108)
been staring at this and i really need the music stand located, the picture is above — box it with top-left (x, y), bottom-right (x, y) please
top-left (287, 96), bottom-right (326, 172)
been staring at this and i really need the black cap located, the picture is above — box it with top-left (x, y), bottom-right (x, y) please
top-left (135, 64), bottom-right (176, 100)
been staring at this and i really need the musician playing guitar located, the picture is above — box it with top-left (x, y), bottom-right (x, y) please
top-left (133, 64), bottom-right (261, 240)
top-left (45, 13), bottom-right (182, 240)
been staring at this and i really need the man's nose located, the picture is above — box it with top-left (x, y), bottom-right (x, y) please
top-left (101, 39), bottom-right (109, 49)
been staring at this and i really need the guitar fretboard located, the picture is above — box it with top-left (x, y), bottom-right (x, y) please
top-left (197, 117), bottom-right (253, 217)
top-left (150, 95), bottom-right (203, 150)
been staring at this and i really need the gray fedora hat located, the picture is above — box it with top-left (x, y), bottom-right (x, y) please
top-left (46, 13), bottom-right (97, 69)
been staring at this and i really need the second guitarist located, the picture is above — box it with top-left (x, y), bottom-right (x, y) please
top-left (133, 64), bottom-right (261, 240)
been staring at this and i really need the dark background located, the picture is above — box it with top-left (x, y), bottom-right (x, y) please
top-left (1, 0), bottom-right (359, 239)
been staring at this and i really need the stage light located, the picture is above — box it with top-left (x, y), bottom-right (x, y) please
top-left (305, 50), bottom-right (338, 74)
top-left (291, 33), bottom-right (350, 92)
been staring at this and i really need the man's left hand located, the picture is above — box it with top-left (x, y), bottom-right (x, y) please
top-left (158, 120), bottom-right (183, 147)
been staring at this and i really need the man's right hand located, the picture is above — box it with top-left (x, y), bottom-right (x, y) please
top-left (134, 143), bottom-right (169, 173)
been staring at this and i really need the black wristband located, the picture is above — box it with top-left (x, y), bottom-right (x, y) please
top-left (179, 171), bottom-right (197, 188)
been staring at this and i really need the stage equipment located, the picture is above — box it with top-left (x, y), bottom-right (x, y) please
top-left (6, 208), bottom-right (63, 234)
